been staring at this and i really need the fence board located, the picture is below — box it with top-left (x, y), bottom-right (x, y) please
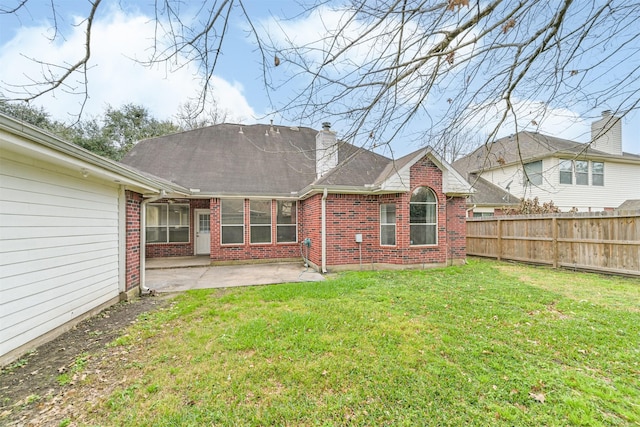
top-left (466, 212), bottom-right (639, 276)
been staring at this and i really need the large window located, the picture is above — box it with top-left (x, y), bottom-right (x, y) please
top-left (146, 203), bottom-right (189, 243)
top-left (250, 200), bottom-right (272, 244)
top-left (575, 160), bottom-right (588, 185)
top-left (592, 162), bottom-right (604, 186)
top-left (221, 199), bottom-right (244, 245)
top-left (276, 201), bottom-right (297, 243)
top-left (380, 204), bottom-right (396, 246)
top-left (410, 187), bottom-right (437, 245)
top-left (523, 160), bottom-right (543, 186)
top-left (559, 160), bottom-right (604, 186)
top-left (559, 160), bottom-right (573, 184)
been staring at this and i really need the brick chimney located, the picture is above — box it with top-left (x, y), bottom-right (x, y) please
top-left (316, 122), bottom-right (338, 178)
top-left (591, 110), bottom-right (622, 155)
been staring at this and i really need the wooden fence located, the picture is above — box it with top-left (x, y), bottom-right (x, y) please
top-left (466, 211), bottom-right (639, 276)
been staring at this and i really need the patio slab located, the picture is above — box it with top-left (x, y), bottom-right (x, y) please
top-left (145, 262), bottom-right (324, 293)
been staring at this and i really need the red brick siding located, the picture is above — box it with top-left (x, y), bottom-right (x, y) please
top-left (316, 157), bottom-right (467, 267)
top-left (145, 199), bottom-right (209, 258)
top-left (143, 156), bottom-right (467, 267)
top-left (125, 191), bottom-right (142, 291)
top-left (209, 198), bottom-right (302, 262)
top-left (300, 194), bottom-right (322, 267)
top-left (446, 196), bottom-right (467, 259)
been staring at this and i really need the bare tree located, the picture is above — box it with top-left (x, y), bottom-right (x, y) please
top-left (1, 1), bottom-right (639, 156)
top-left (175, 99), bottom-right (229, 130)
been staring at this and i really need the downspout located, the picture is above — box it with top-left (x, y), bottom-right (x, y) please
top-left (321, 188), bottom-right (328, 273)
top-left (139, 190), bottom-right (166, 294)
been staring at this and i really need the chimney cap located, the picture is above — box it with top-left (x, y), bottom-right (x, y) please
top-left (322, 122), bottom-right (331, 130)
top-left (602, 110), bottom-right (612, 117)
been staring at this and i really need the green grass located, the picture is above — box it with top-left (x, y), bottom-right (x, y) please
top-left (86, 259), bottom-right (639, 426)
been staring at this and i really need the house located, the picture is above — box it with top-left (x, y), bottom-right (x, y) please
top-left (454, 111), bottom-right (640, 215)
top-left (121, 122), bottom-right (473, 272)
top-left (0, 113), bottom-right (187, 365)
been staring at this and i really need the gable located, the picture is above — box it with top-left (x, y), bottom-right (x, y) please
top-left (377, 148), bottom-right (473, 196)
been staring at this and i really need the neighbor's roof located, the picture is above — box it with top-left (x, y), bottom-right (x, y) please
top-left (616, 199), bottom-right (640, 211)
top-left (465, 174), bottom-right (519, 206)
top-left (453, 131), bottom-right (640, 175)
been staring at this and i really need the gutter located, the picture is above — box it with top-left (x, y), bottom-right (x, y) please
top-left (321, 188), bottom-right (328, 274)
top-left (139, 190), bottom-right (166, 294)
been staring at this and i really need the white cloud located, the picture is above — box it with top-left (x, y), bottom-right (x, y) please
top-left (465, 98), bottom-right (592, 143)
top-left (0, 7), bottom-right (256, 124)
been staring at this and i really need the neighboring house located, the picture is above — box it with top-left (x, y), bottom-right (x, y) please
top-left (121, 122), bottom-right (473, 271)
top-left (454, 111), bottom-right (640, 214)
top-left (0, 113), bottom-right (186, 365)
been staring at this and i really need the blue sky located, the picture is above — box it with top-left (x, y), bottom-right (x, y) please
top-left (1, 0), bottom-right (638, 156)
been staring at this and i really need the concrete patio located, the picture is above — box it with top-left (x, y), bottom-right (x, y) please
top-left (144, 257), bottom-right (324, 293)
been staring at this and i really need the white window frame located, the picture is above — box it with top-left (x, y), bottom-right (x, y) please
top-left (575, 160), bottom-right (589, 185)
top-left (409, 187), bottom-right (438, 246)
top-left (380, 203), bottom-right (396, 246)
top-left (221, 199), bottom-right (244, 245)
top-left (559, 160), bottom-right (573, 185)
top-left (146, 203), bottom-right (190, 244)
top-left (523, 160), bottom-right (543, 186)
top-left (250, 199), bottom-right (272, 244)
top-left (592, 161), bottom-right (604, 186)
top-left (276, 200), bottom-right (297, 244)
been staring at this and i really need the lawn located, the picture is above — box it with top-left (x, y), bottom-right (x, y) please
top-left (81, 260), bottom-right (639, 425)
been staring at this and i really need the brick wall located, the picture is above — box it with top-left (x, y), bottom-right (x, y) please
top-left (300, 194), bottom-right (322, 267)
top-left (446, 196), bottom-right (467, 259)
top-left (125, 191), bottom-right (142, 291)
top-left (145, 199), bottom-right (209, 258)
top-left (312, 156), bottom-right (467, 268)
top-left (142, 155), bottom-right (467, 268)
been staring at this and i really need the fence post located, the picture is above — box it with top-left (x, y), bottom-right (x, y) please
top-left (552, 217), bottom-right (558, 268)
top-left (497, 218), bottom-right (502, 261)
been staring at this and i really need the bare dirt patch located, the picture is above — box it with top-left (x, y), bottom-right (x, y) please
top-left (0, 295), bottom-right (172, 426)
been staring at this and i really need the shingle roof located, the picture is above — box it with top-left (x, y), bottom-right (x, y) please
top-left (465, 174), bottom-right (519, 206)
top-left (453, 131), bottom-right (638, 174)
top-left (121, 123), bottom-right (393, 195)
top-left (616, 199), bottom-right (640, 211)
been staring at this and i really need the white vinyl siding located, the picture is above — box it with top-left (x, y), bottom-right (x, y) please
top-left (481, 158), bottom-right (639, 211)
top-left (0, 152), bottom-right (120, 358)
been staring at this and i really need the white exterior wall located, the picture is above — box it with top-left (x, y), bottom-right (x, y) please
top-left (481, 157), bottom-right (640, 211)
top-left (0, 149), bottom-right (120, 359)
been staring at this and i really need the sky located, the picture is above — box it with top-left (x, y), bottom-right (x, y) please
top-left (0, 0), bottom-right (638, 157)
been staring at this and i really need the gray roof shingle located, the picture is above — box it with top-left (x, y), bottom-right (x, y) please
top-left (121, 123), bottom-right (393, 195)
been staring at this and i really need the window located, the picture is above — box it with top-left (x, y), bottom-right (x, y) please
top-left (380, 204), bottom-right (396, 246)
top-left (221, 199), bottom-right (244, 244)
top-left (410, 187), bottom-right (437, 245)
top-left (592, 162), bottom-right (604, 186)
top-left (276, 201), bottom-right (297, 243)
top-left (250, 200), bottom-right (271, 244)
top-left (559, 160), bottom-right (573, 184)
top-left (523, 160), bottom-right (543, 186)
top-left (472, 212), bottom-right (494, 218)
top-left (575, 160), bottom-right (588, 185)
top-left (146, 203), bottom-right (189, 243)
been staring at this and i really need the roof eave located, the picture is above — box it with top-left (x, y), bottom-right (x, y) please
top-left (0, 113), bottom-right (189, 196)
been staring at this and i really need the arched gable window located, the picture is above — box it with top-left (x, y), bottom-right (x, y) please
top-left (410, 187), bottom-right (437, 245)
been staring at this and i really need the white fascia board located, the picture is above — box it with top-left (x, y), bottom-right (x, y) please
top-left (379, 147), bottom-right (474, 196)
top-left (0, 113), bottom-right (188, 195)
